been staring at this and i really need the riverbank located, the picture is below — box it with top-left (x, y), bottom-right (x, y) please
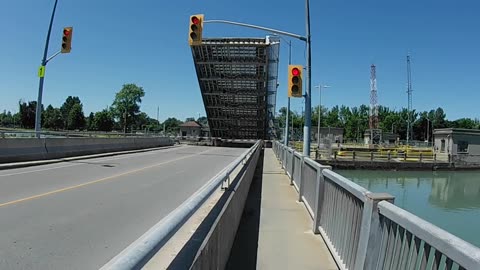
top-left (316, 159), bottom-right (480, 171)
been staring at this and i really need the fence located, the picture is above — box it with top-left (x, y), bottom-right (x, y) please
top-left (0, 130), bottom-right (165, 138)
top-left (273, 141), bottom-right (480, 270)
top-left (318, 150), bottom-right (447, 163)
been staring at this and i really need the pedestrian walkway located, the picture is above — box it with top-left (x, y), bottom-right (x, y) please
top-left (256, 148), bottom-right (338, 270)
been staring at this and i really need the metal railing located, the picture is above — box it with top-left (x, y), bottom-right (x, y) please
top-left (0, 130), bottom-right (166, 138)
top-left (101, 140), bottom-right (263, 270)
top-left (273, 141), bottom-right (480, 270)
top-left (324, 150), bottom-right (443, 163)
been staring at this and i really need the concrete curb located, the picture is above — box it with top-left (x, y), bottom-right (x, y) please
top-left (0, 145), bottom-right (181, 171)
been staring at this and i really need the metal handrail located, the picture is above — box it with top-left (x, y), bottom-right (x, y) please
top-left (272, 140), bottom-right (480, 270)
top-left (322, 170), bottom-right (370, 203)
top-left (101, 140), bottom-right (262, 270)
top-left (378, 201), bottom-right (480, 269)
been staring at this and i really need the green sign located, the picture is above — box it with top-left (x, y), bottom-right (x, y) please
top-left (38, 66), bottom-right (46, 78)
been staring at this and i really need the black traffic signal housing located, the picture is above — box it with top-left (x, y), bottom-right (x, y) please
top-left (61, 27), bottom-right (73, 53)
top-left (189, 14), bottom-right (204, 46)
top-left (288, 65), bottom-right (303, 97)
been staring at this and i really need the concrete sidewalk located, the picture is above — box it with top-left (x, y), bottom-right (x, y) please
top-left (256, 148), bottom-right (338, 270)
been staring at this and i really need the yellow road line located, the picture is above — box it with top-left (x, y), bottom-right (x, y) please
top-left (0, 148), bottom-right (213, 208)
top-left (0, 146), bottom-right (192, 178)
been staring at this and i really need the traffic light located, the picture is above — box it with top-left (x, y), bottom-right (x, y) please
top-left (188, 14), bottom-right (204, 46)
top-left (61, 27), bottom-right (73, 53)
top-left (288, 65), bottom-right (303, 97)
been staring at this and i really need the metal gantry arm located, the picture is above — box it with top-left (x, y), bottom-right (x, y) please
top-left (45, 50), bottom-right (62, 64)
top-left (203, 20), bottom-right (306, 41)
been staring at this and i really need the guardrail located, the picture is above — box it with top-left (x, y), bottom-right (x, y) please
top-left (0, 130), bottom-right (165, 138)
top-left (323, 150), bottom-right (443, 163)
top-left (101, 140), bottom-right (262, 270)
top-left (273, 141), bottom-right (480, 270)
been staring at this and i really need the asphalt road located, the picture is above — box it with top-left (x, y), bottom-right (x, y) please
top-left (0, 145), bottom-right (246, 270)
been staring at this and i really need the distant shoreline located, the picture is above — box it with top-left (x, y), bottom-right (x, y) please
top-left (316, 159), bottom-right (480, 171)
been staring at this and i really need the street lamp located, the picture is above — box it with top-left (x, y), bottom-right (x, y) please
top-left (315, 84), bottom-right (330, 148)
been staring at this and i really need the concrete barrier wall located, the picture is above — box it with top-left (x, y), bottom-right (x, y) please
top-left (190, 146), bottom-right (261, 270)
top-left (0, 137), bottom-right (174, 163)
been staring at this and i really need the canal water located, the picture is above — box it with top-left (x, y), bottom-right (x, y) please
top-left (338, 170), bottom-right (480, 247)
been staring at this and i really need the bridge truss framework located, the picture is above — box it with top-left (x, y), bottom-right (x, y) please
top-left (191, 37), bottom-right (280, 140)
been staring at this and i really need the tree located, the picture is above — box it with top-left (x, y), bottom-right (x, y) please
top-left (43, 105), bottom-right (64, 130)
top-left (19, 101), bottom-right (41, 129)
top-left (185, 117), bottom-right (195, 122)
top-left (111, 84), bottom-right (145, 132)
top-left (451, 118), bottom-right (476, 129)
top-left (0, 110), bottom-right (15, 127)
top-left (86, 112), bottom-right (95, 131)
top-left (324, 105), bottom-right (342, 128)
top-left (133, 112), bottom-right (150, 131)
top-left (92, 110), bottom-right (114, 131)
top-left (162, 117), bottom-right (183, 134)
top-left (274, 104), bottom-right (477, 142)
top-left (66, 103), bottom-right (86, 130)
top-left (61, 96), bottom-right (82, 128)
top-left (197, 116), bottom-right (208, 126)
top-left (432, 107), bottom-right (447, 129)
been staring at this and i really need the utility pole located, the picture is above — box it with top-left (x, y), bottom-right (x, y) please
top-left (406, 54), bottom-right (413, 146)
top-left (35, 0), bottom-right (59, 138)
top-left (315, 84), bottom-right (330, 148)
top-left (303, 0), bottom-right (312, 156)
top-left (123, 109), bottom-right (127, 134)
top-left (284, 40), bottom-right (292, 146)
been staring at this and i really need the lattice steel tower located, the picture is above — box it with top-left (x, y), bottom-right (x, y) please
top-left (369, 64), bottom-right (379, 130)
top-left (406, 54), bottom-right (413, 144)
top-left (369, 64), bottom-right (381, 145)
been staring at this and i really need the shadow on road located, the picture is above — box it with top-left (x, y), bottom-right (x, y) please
top-left (62, 160), bottom-right (119, 167)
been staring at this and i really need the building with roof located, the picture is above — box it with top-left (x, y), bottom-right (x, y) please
top-left (179, 121), bottom-right (202, 137)
top-left (434, 128), bottom-right (480, 165)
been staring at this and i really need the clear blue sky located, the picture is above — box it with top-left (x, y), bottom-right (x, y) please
top-left (1, 0), bottom-right (479, 122)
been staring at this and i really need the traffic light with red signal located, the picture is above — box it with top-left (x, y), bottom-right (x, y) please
top-left (188, 14), bottom-right (204, 46)
top-left (61, 27), bottom-right (73, 53)
top-left (288, 65), bottom-right (303, 97)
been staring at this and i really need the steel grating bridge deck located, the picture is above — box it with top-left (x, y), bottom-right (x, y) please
top-left (191, 37), bottom-right (280, 140)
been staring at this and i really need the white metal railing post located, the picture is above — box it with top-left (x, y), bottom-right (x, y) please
top-left (357, 193), bottom-right (395, 270)
top-left (290, 150), bottom-right (295, 185)
top-left (298, 155), bottom-right (305, 202)
top-left (312, 164), bottom-right (331, 233)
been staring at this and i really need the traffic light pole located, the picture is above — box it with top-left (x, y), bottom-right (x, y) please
top-left (304, 0), bottom-right (312, 157)
top-left (35, 0), bottom-right (59, 138)
top-left (285, 41), bottom-right (292, 146)
top-left (204, 0), bottom-right (313, 156)
top-left (203, 20), bottom-right (306, 42)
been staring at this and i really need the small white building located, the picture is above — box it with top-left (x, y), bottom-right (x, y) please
top-left (312, 127), bottom-right (344, 143)
top-left (179, 121), bottom-right (202, 137)
top-left (434, 128), bottom-right (480, 165)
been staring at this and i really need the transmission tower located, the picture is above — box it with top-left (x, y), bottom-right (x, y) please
top-left (369, 64), bottom-right (379, 130)
top-left (369, 64), bottom-right (381, 145)
top-left (406, 54), bottom-right (413, 145)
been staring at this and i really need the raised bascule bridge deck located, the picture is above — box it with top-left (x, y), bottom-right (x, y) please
top-left (191, 37), bottom-right (280, 140)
